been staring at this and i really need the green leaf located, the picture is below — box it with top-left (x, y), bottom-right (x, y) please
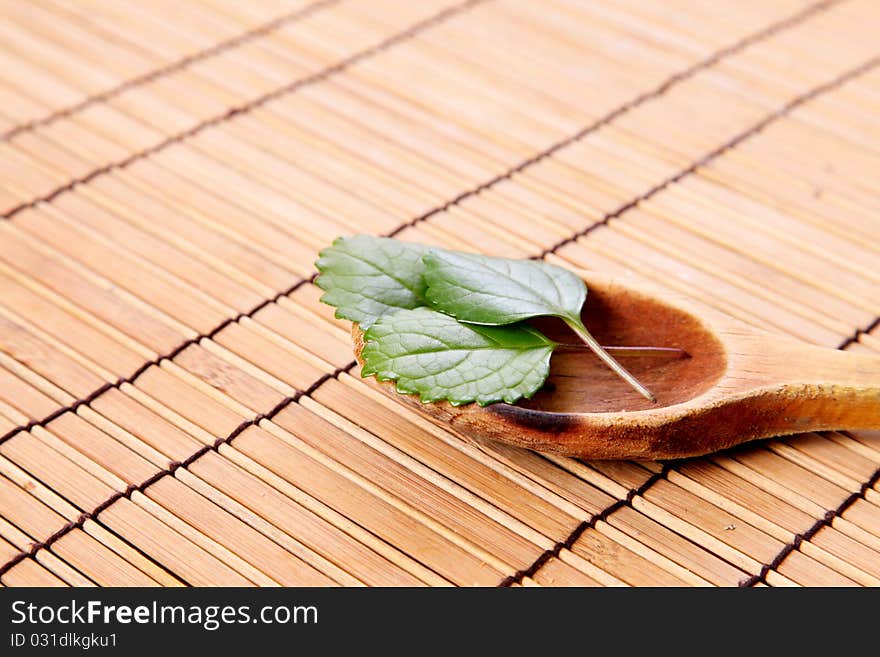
top-left (317, 236), bottom-right (656, 404)
top-left (361, 308), bottom-right (555, 406)
top-left (423, 250), bottom-right (586, 325)
top-left (315, 235), bottom-right (429, 329)
top-left (423, 249), bottom-right (656, 402)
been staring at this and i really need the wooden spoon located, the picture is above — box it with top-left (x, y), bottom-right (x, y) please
top-left (351, 272), bottom-right (880, 460)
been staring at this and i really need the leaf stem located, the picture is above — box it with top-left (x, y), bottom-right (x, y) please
top-left (563, 318), bottom-right (657, 403)
top-left (555, 344), bottom-right (689, 359)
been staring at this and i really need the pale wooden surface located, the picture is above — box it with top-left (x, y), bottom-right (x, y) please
top-left (0, 0), bottom-right (878, 586)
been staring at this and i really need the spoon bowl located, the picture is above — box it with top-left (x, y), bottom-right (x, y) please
top-left (352, 272), bottom-right (880, 459)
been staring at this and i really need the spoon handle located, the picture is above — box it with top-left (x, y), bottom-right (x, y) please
top-left (788, 344), bottom-right (880, 390)
top-left (758, 341), bottom-right (880, 432)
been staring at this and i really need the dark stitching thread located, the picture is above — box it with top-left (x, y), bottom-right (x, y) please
top-left (0, 276), bottom-right (313, 449)
top-left (0, 262), bottom-right (324, 452)
top-left (0, 381), bottom-right (114, 446)
top-left (738, 467), bottom-right (880, 586)
top-left (837, 315), bottom-right (880, 350)
top-left (0, 0), bottom-right (485, 222)
top-left (0, 0), bottom-right (341, 142)
top-left (387, 0), bottom-right (840, 238)
top-left (0, 487), bottom-right (194, 585)
top-left (735, 317), bottom-right (880, 586)
top-left (498, 464), bottom-right (672, 586)
top-left (0, 355), bottom-right (358, 573)
top-left (539, 54), bottom-right (880, 258)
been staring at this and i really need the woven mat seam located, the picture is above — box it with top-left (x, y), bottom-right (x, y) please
top-left (498, 463), bottom-right (673, 586)
top-left (0, 0), bottom-right (342, 142)
top-left (0, 0), bottom-right (485, 222)
top-left (539, 55), bottom-right (880, 256)
top-left (389, 0), bottom-right (841, 239)
top-left (0, 360), bottom-right (357, 577)
top-left (738, 466), bottom-right (880, 586)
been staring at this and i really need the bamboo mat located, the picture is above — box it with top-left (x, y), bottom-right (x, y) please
top-left (0, 0), bottom-right (877, 588)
